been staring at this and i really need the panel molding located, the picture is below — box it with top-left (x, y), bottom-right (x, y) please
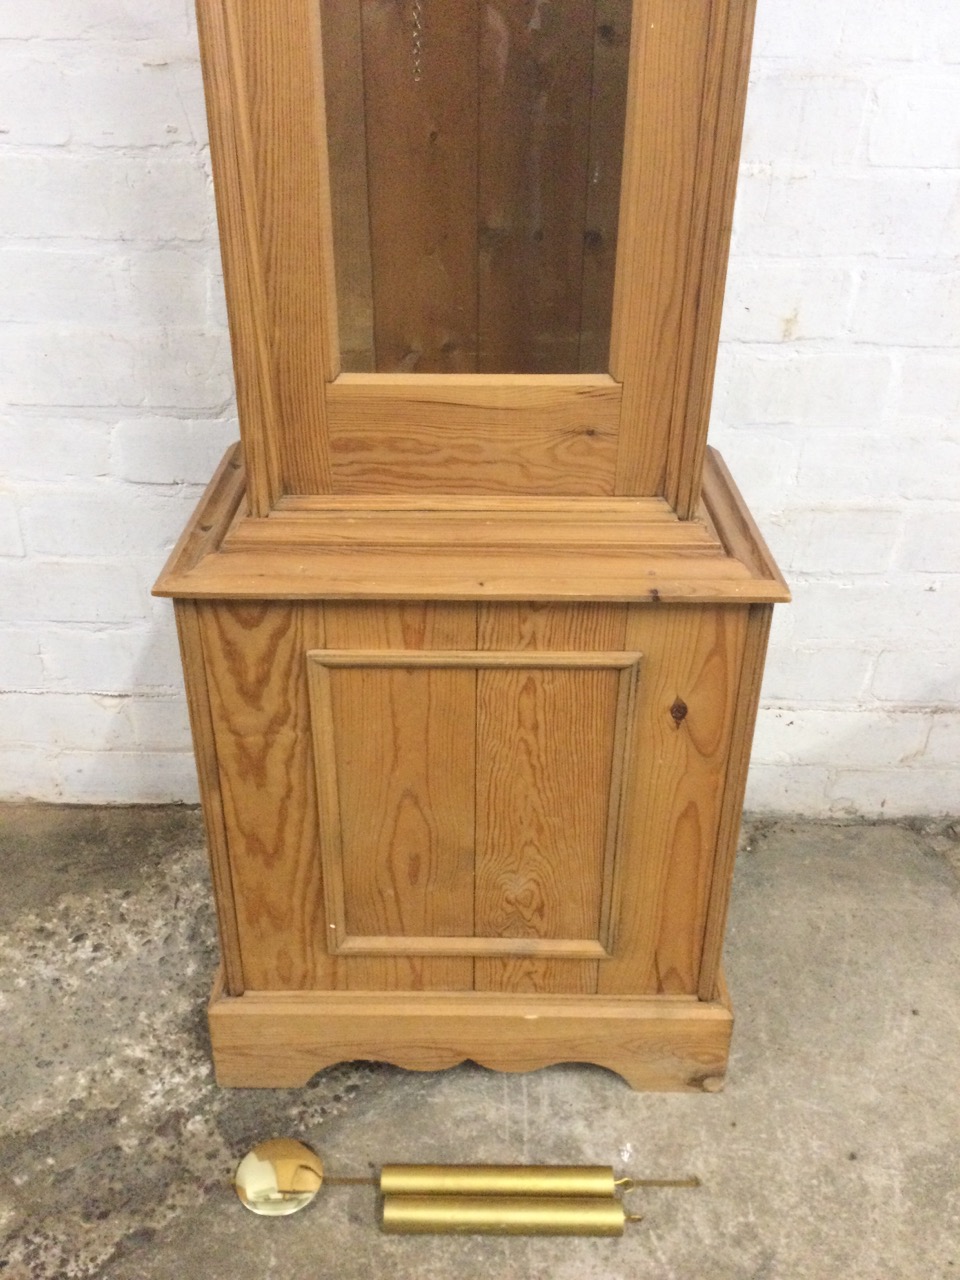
top-left (306, 649), bottom-right (642, 959)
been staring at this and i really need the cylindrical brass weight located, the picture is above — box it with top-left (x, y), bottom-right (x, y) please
top-left (381, 1194), bottom-right (628, 1237)
top-left (379, 1163), bottom-right (618, 1198)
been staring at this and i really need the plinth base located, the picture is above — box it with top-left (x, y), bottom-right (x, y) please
top-left (207, 970), bottom-right (733, 1092)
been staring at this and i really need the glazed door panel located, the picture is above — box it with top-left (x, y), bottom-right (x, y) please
top-left (321, 0), bottom-right (624, 376)
top-left (197, 0), bottom-right (757, 511)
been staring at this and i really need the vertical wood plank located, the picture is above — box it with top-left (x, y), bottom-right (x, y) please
top-left (228, 0), bottom-right (337, 492)
top-left (194, 0), bottom-right (285, 514)
top-left (475, 604), bottom-right (628, 993)
top-left (322, 603), bottom-right (477, 990)
top-left (327, 665), bottom-right (477, 962)
top-left (611, 0), bottom-right (712, 495)
top-left (475, 666), bottom-right (621, 989)
top-left (198, 601), bottom-right (339, 990)
top-left (697, 604), bottom-right (771, 999)
top-left (174, 600), bottom-right (245, 995)
top-left (478, 0), bottom-right (596, 373)
top-left (599, 604), bottom-right (748, 995)
top-left (667, 0), bottom-right (758, 518)
top-left (579, 0), bottom-right (632, 372)
top-left (320, 0), bottom-right (376, 371)
top-left (360, 1), bottom-right (479, 371)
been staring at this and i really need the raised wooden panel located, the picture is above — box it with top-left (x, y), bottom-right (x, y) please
top-left (475, 662), bottom-right (637, 949)
top-left (197, 601), bottom-right (338, 991)
top-left (321, 602), bottom-right (477, 991)
top-left (475, 604), bottom-right (630, 993)
top-left (306, 649), bottom-right (640, 988)
top-left (308, 659), bottom-right (477, 946)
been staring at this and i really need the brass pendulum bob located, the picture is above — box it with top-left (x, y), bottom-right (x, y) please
top-left (234, 1139), bottom-right (326, 1216)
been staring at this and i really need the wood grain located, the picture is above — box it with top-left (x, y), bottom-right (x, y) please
top-left (157, 546), bottom-right (771, 606)
top-left (174, 600), bottom-right (245, 994)
top-left (209, 984), bottom-right (733, 1091)
top-left (334, 936), bottom-right (609, 959)
top-left (475, 666), bottom-right (622, 985)
top-left (154, 446), bottom-right (789, 605)
top-left (197, 0), bottom-right (757, 505)
top-left (475, 605), bottom-right (629, 993)
top-left (599, 604), bottom-right (748, 995)
top-left (306, 645), bottom-right (638, 981)
top-left (326, 374), bottom-right (620, 495)
top-left (612, 0), bottom-right (758, 502)
top-left (611, 0), bottom-right (713, 496)
top-left (359, 0), bottom-right (479, 372)
top-left (319, 603), bottom-right (477, 990)
top-left (225, 0), bottom-right (336, 493)
top-left (319, 0), bottom-right (375, 371)
top-left (155, 442), bottom-right (245, 583)
top-left (194, 0), bottom-right (284, 513)
top-left (697, 603), bottom-right (772, 999)
top-left (701, 447), bottom-right (791, 598)
top-left (197, 601), bottom-right (338, 990)
top-left (667, 0), bottom-right (759, 517)
top-left (477, 0), bottom-right (595, 373)
top-left (579, 0), bottom-right (632, 372)
top-left (308, 659), bottom-right (477, 970)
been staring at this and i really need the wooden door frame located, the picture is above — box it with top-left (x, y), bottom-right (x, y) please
top-left (197, 0), bottom-right (756, 515)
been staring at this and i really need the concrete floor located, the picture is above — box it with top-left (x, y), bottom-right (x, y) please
top-left (0, 806), bottom-right (958, 1279)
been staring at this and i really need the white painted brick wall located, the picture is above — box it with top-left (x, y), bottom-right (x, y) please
top-left (0, 0), bottom-right (957, 816)
top-left (712, 0), bottom-right (960, 816)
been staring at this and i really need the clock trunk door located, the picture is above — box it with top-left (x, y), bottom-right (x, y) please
top-left (306, 645), bottom-right (642, 993)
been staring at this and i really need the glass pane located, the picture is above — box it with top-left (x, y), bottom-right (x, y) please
top-left (321, 1), bottom-right (632, 374)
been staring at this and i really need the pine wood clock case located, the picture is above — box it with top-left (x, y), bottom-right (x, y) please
top-left (155, 0), bottom-right (788, 1090)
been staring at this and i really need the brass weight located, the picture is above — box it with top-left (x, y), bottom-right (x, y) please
top-left (381, 1193), bottom-right (637, 1237)
top-left (379, 1163), bottom-right (624, 1198)
top-left (234, 1143), bottom-right (698, 1233)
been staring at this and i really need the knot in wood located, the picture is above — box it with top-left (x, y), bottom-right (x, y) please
top-left (670, 698), bottom-right (688, 727)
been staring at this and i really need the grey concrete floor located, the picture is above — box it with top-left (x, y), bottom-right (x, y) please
top-left (1, 805), bottom-right (958, 1279)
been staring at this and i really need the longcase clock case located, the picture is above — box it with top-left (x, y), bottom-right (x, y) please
top-left (155, 0), bottom-right (788, 1090)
